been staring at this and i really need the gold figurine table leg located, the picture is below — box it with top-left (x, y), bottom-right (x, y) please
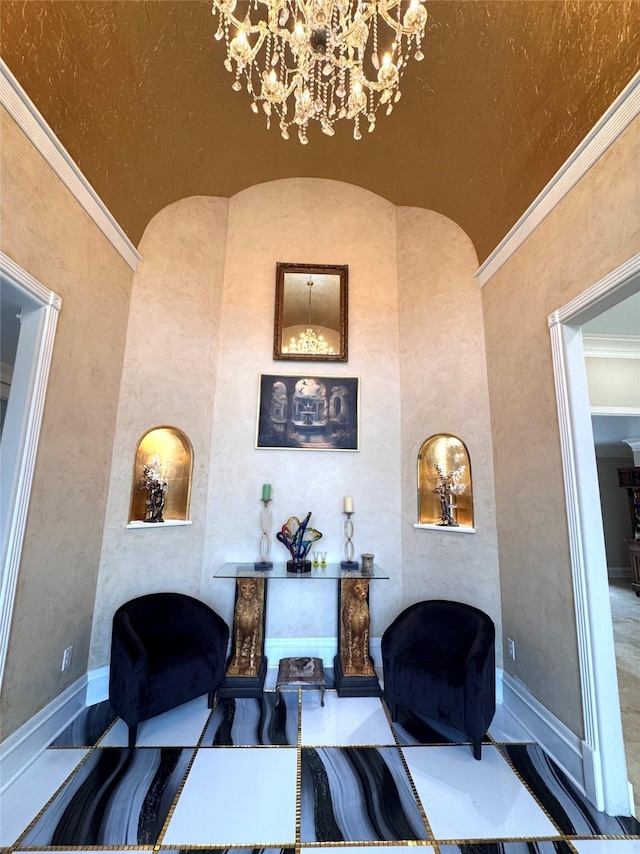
top-left (334, 576), bottom-right (381, 697)
top-left (219, 576), bottom-right (267, 698)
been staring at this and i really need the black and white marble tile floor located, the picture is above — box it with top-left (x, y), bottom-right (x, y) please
top-left (1, 687), bottom-right (638, 852)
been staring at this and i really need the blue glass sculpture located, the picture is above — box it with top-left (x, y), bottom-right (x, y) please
top-left (277, 512), bottom-right (323, 573)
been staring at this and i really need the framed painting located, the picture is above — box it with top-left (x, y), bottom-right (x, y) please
top-left (256, 374), bottom-right (359, 451)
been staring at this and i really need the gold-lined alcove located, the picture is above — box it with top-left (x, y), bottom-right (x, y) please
top-left (128, 426), bottom-right (193, 525)
top-left (417, 434), bottom-right (474, 529)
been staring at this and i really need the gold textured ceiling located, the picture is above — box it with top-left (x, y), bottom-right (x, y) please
top-left (1, 1), bottom-right (638, 263)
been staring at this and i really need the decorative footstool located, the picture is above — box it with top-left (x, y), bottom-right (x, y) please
top-left (275, 656), bottom-right (326, 706)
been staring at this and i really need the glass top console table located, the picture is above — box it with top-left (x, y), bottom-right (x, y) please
top-left (214, 563), bottom-right (388, 699)
top-left (214, 562), bottom-right (388, 579)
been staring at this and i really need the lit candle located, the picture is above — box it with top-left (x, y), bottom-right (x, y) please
top-left (343, 495), bottom-right (354, 513)
top-left (262, 483), bottom-right (271, 501)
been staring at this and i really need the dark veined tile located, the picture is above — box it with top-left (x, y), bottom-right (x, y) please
top-left (201, 692), bottom-right (298, 745)
top-left (300, 745), bottom-right (429, 843)
top-left (20, 747), bottom-right (193, 846)
top-left (50, 701), bottom-right (117, 747)
top-left (499, 743), bottom-right (640, 836)
top-left (168, 849), bottom-right (295, 854)
top-left (439, 842), bottom-right (574, 853)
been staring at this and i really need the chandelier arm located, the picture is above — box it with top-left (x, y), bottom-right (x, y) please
top-left (377, 6), bottom-right (426, 37)
top-left (214, 7), bottom-right (270, 37)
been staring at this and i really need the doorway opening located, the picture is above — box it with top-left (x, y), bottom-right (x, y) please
top-left (0, 253), bottom-right (61, 691)
top-left (549, 252), bottom-right (640, 815)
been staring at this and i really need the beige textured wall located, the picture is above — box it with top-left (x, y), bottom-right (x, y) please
top-left (202, 179), bottom-right (403, 641)
top-left (397, 208), bottom-right (502, 652)
top-left (482, 117), bottom-right (640, 733)
top-left (88, 180), bottom-right (501, 666)
top-left (0, 109), bottom-right (132, 735)
top-left (89, 196), bottom-right (228, 668)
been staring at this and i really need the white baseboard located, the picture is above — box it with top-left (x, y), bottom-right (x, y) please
top-left (86, 665), bottom-right (110, 706)
top-left (71, 637), bottom-right (384, 710)
top-left (608, 566), bottom-right (632, 580)
top-left (0, 674), bottom-right (87, 793)
top-left (264, 637), bottom-right (337, 667)
top-left (502, 671), bottom-right (586, 796)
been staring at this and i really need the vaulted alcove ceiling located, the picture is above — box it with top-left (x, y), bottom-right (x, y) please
top-left (1, 1), bottom-right (638, 263)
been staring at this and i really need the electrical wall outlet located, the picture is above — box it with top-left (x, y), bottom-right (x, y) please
top-left (506, 637), bottom-right (516, 661)
top-left (61, 645), bottom-right (73, 672)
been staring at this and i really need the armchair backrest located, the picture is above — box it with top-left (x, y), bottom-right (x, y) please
top-left (114, 592), bottom-right (225, 647)
top-left (383, 599), bottom-right (494, 655)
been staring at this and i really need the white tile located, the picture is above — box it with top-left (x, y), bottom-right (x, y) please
top-left (162, 746), bottom-right (298, 845)
top-left (302, 847), bottom-right (435, 854)
top-left (0, 748), bottom-right (88, 847)
top-left (301, 694), bottom-right (395, 746)
top-left (572, 842), bottom-right (640, 853)
top-left (402, 744), bottom-right (557, 840)
top-left (99, 696), bottom-right (211, 747)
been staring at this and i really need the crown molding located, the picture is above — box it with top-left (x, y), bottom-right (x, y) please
top-left (0, 60), bottom-right (141, 272)
top-left (476, 71), bottom-right (640, 287)
top-left (582, 333), bottom-right (640, 359)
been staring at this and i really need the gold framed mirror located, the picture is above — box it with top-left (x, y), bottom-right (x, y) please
top-left (274, 262), bottom-right (348, 362)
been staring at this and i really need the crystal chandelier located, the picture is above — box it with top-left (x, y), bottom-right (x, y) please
top-left (211, 0), bottom-right (428, 144)
top-left (282, 279), bottom-right (335, 354)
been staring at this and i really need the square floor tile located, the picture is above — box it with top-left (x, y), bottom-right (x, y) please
top-left (162, 747), bottom-right (298, 846)
top-left (0, 748), bottom-right (88, 847)
top-left (20, 747), bottom-right (192, 846)
top-left (500, 743), bottom-right (640, 836)
top-left (402, 744), bottom-right (558, 840)
top-left (302, 847), bottom-right (435, 854)
top-left (51, 701), bottom-right (117, 747)
top-left (100, 696), bottom-right (211, 747)
top-left (488, 703), bottom-right (535, 742)
top-left (439, 843), bottom-right (574, 853)
top-left (300, 746), bottom-right (429, 842)
top-left (201, 693), bottom-right (298, 745)
top-left (301, 695), bottom-right (395, 746)
top-left (389, 707), bottom-right (469, 747)
top-left (572, 842), bottom-right (640, 853)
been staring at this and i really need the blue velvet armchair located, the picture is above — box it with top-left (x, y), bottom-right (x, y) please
top-left (109, 592), bottom-right (229, 748)
top-left (382, 599), bottom-right (495, 759)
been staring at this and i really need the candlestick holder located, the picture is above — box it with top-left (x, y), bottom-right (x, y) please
top-left (254, 499), bottom-right (273, 570)
top-left (340, 511), bottom-right (359, 569)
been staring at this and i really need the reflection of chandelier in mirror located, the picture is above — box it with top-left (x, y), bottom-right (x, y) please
top-left (211, 0), bottom-right (428, 144)
top-left (283, 279), bottom-right (335, 355)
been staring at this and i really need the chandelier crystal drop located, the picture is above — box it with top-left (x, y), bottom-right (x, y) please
top-left (211, 0), bottom-right (428, 143)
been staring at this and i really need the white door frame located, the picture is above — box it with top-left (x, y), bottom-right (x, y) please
top-left (549, 252), bottom-right (640, 815)
top-left (0, 252), bottom-right (61, 692)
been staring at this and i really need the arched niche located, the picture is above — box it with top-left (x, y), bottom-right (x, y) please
top-left (128, 426), bottom-right (193, 525)
top-left (417, 434), bottom-right (474, 529)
